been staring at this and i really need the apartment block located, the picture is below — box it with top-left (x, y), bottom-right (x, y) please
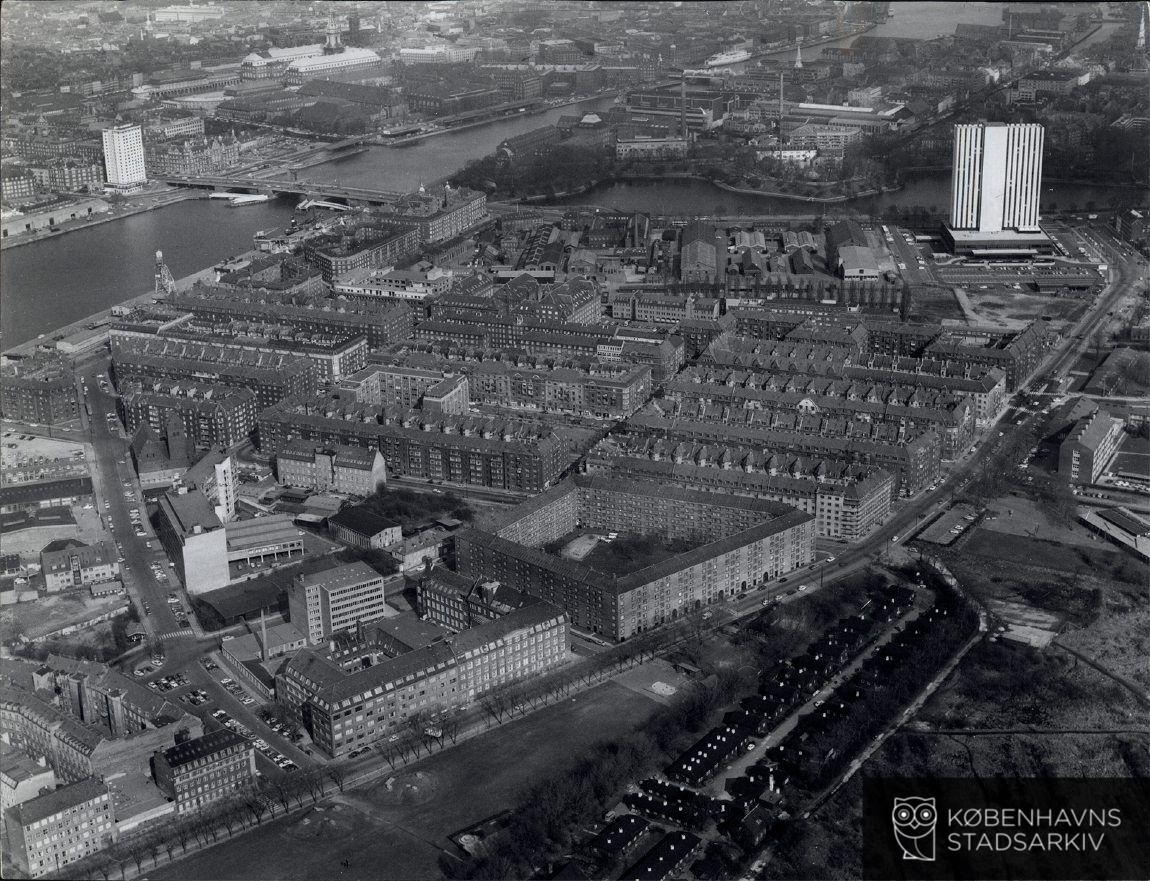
top-left (276, 443), bottom-right (387, 495)
top-left (4, 779), bottom-right (117, 878)
top-left (257, 397), bottom-right (567, 494)
top-left (152, 730), bottom-right (256, 815)
top-left (456, 476), bottom-right (815, 640)
top-left (39, 539), bottom-right (120, 593)
top-left (1059, 411), bottom-right (1124, 485)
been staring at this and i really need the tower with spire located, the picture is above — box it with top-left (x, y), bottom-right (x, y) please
top-left (794, 37), bottom-right (803, 70)
top-left (324, 10), bottom-right (342, 54)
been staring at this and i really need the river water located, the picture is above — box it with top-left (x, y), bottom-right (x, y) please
top-left (1, 199), bottom-right (294, 348)
top-left (0, 2), bottom-right (1112, 349)
top-left (548, 176), bottom-right (1117, 218)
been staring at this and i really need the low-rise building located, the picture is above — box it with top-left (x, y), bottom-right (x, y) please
top-left (3, 778), bottom-right (117, 878)
top-left (39, 539), bottom-right (120, 593)
top-left (616, 135), bottom-right (689, 160)
top-left (387, 528), bottom-right (450, 573)
top-left (225, 515), bottom-right (304, 568)
top-left (326, 506), bottom-right (402, 551)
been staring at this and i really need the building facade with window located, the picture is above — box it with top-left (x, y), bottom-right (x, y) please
top-left (152, 730), bottom-right (256, 815)
top-left (276, 602), bottom-right (568, 757)
top-left (287, 561), bottom-right (398, 645)
top-left (3, 778), bottom-right (117, 878)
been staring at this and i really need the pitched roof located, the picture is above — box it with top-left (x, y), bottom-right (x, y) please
top-left (8, 778), bottom-right (109, 827)
top-left (161, 729), bottom-right (248, 769)
top-left (328, 506), bottom-right (399, 537)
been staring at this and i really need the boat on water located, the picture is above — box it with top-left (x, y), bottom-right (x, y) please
top-left (225, 194), bottom-right (272, 207)
top-left (705, 48), bottom-right (751, 67)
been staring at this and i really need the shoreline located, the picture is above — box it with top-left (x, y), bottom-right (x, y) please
top-left (372, 93), bottom-right (616, 149)
top-left (0, 189), bottom-right (198, 252)
top-left (513, 171), bottom-right (902, 206)
top-left (2, 250), bottom-right (251, 359)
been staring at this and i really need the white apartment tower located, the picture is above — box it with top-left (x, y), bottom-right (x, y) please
top-left (949, 123), bottom-right (1044, 233)
top-left (101, 124), bottom-right (147, 190)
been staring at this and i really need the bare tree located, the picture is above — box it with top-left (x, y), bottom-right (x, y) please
top-left (327, 764), bottom-right (347, 793)
top-left (481, 691), bottom-right (509, 723)
top-left (441, 714), bottom-right (462, 745)
top-left (273, 780), bottom-right (294, 813)
top-left (246, 792), bottom-right (270, 825)
top-left (174, 819), bottom-right (194, 854)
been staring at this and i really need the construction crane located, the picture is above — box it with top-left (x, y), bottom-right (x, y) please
top-left (154, 250), bottom-right (175, 298)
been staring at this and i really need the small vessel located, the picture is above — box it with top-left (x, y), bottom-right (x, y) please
top-left (226, 194), bottom-right (272, 207)
top-left (705, 48), bottom-right (752, 67)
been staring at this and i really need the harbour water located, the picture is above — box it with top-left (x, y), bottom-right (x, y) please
top-left (291, 97), bottom-right (615, 193)
top-left (0, 2), bottom-right (1109, 349)
top-left (0, 198), bottom-right (294, 349)
top-left (549, 176), bottom-right (1120, 218)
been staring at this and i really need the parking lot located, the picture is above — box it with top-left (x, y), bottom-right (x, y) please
top-left (208, 707), bottom-right (299, 774)
top-left (916, 504), bottom-right (981, 546)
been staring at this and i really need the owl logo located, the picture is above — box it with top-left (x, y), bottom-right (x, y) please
top-left (891, 796), bottom-right (937, 861)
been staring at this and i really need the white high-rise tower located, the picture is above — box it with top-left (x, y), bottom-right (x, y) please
top-left (101, 124), bottom-right (146, 190)
top-left (949, 122), bottom-right (1044, 234)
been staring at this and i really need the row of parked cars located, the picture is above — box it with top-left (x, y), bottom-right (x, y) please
top-left (149, 672), bottom-right (190, 693)
top-left (210, 710), bottom-right (297, 772)
top-left (219, 676), bottom-right (255, 706)
top-left (180, 689), bottom-right (210, 707)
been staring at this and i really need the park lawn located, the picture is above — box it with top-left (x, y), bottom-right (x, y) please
top-left (152, 679), bottom-right (666, 881)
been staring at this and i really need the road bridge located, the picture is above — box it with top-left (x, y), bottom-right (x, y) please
top-left (163, 174), bottom-right (405, 205)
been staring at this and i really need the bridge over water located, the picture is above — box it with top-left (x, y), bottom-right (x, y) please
top-left (162, 174), bottom-right (404, 206)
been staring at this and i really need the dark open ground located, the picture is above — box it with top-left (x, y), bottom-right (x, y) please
top-left (151, 679), bottom-right (664, 881)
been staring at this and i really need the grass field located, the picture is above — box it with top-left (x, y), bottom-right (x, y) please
top-left (958, 528), bottom-right (1128, 575)
top-left (981, 496), bottom-right (1098, 548)
top-left (153, 679), bottom-right (666, 881)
